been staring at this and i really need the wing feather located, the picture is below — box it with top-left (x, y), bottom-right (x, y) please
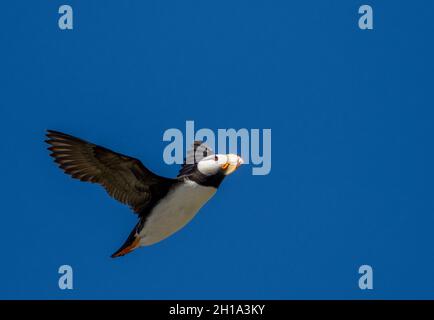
top-left (45, 130), bottom-right (174, 214)
top-left (177, 141), bottom-right (214, 177)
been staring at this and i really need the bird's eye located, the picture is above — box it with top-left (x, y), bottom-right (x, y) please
top-left (214, 155), bottom-right (219, 161)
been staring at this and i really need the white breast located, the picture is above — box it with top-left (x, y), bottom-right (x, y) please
top-left (138, 180), bottom-right (217, 246)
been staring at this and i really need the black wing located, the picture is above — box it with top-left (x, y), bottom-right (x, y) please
top-left (45, 130), bottom-right (175, 214)
top-left (177, 140), bottom-right (214, 177)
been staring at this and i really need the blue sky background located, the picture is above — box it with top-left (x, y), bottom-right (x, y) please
top-left (1, 1), bottom-right (434, 299)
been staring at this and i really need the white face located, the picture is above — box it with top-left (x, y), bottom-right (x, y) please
top-left (197, 154), bottom-right (244, 176)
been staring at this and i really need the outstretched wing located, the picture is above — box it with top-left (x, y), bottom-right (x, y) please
top-left (177, 140), bottom-right (214, 177)
top-left (45, 130), bottom-right (175, 214)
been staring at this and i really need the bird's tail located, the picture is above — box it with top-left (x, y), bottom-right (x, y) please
top-left (111, 223), bottom-right (142, 258)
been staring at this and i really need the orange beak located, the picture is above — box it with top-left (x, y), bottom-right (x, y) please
top-left (221, 154), bottom-right (244, 175)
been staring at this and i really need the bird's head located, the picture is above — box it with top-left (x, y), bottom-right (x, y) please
top-left (177, 141), bottom-right (244, 186)
top-left (197, 153), bottom-right (244, 176)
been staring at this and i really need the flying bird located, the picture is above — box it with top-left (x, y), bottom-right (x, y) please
top-left (45, 130), bottom-right (243, 258)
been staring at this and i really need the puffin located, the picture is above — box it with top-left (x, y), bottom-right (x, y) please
top-left (45, 130), bottom-right (243, 258)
